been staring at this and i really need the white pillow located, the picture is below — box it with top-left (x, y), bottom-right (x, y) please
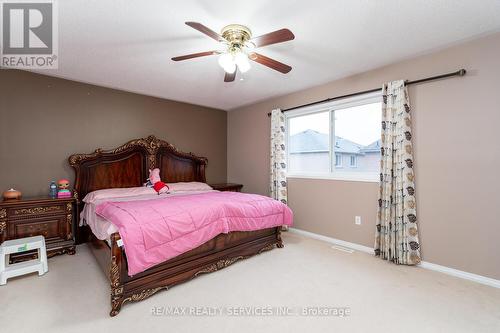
top-left (168, 182), bottom-right (213, 192)
top-left (83, 187), bottom-right (155, 204)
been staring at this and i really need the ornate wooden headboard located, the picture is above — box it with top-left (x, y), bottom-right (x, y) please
top-left (68, 135), bottom-right (207, 242)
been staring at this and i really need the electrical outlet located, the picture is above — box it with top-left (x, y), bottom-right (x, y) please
top-left (355, 216), bottom-right (361, 225)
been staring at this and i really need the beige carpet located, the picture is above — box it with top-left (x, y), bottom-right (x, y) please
top-left (2, 232), bottom-right (499, 333)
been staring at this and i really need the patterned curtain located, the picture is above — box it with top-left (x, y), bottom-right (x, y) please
top-left (270, 109), bottom-right (288, 205)
top-left (375, 80), bottom-right (421, 265)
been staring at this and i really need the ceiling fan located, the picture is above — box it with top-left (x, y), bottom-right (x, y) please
top-left (172, 22), bottom-right (295, 82)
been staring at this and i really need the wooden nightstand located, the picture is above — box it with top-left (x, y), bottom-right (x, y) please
top-left (209, 183), bottom-right (243, 192)
top-left (0, 197), bottom-right (76, 262)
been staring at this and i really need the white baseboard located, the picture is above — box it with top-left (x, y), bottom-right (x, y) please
top-left (289, 228), bottom-right (373, 254)
top-left (288, 227), bottom-right (500, 289)
top-left (418, 261), bottom-right (500, 289)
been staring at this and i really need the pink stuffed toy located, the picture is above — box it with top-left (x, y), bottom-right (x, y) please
top-left (148, 168), bottom-right (169, 195)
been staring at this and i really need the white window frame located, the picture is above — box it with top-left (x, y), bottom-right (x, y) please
top-left (335, 153), bottom-right (342, 168)
top-left (349, 155), bottom-right (357, 168)
top-left (285, 91), bottom-right (381, 182)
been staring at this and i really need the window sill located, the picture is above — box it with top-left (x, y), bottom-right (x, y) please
top-left (287, 173), bottom-right (379, 183)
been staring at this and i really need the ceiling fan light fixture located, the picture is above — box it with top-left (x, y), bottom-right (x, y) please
top-left (234, 52), bottom-right (250, 73)
top-left (223, 62), bottom-right (237, 74)
top-left (218, 53), bottom-right (236, 73)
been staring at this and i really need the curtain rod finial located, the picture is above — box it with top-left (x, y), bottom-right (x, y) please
top-left (458, 69), bottom-right (466, 76)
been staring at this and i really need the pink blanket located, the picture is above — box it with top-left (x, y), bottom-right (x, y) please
top-left (96, 191), bottom-right (293, 276)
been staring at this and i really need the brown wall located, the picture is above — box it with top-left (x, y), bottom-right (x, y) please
top-left (0, 70), bottom-right (227, 197)
top-left (228, 33), bottom-right (500, 280)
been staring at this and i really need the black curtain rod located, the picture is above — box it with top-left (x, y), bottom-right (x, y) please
top-left (267, 68), bottom-right (466, 116)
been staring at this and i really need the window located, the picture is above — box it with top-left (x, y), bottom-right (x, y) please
top-left (335, 153), bottom-right (342, 167)
top-left (286, 92), bottom-right (381, 181)
top-left (287, 111), bottom-right (330, 174)
top-left (349, 155), bottom-right (357, 168)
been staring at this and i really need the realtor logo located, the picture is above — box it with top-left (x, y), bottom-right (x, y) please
top-left (1, 0), bottom-right (58, 69)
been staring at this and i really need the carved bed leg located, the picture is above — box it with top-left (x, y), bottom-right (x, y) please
top-left (110, 286), bottom-right (124, 317)
top-left (276, 227), bottom-right (284, 248)
top-left (110, 233), bottom-right (124, 317)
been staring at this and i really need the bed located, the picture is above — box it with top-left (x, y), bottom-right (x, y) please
top-left (69, 135), bottom-right (289, 316)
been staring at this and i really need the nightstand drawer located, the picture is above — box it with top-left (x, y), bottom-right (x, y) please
top-left (7, 202), bottom-right (68, 220)
top-left (12, 216), bottom-right (66, 240)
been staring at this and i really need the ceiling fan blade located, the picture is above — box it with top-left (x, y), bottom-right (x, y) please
top-left (250, 28), bottom-right (295, 48)
top-left (248, 53), bottom-right (292, 74)
top-left (171, 51), bottom-right (218, 61)
top-left (185, 22), bottom-right (224, 42)
top-left (224, 66), bottom-right (237, 82)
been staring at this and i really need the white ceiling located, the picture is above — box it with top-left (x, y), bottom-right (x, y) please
top-left (34, 0), bottom-right (500, 110)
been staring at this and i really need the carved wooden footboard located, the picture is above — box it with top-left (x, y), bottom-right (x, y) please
top-left (99, 227), bottom-right (283, 316)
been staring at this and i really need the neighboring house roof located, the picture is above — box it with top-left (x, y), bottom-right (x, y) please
top-left (360, 139), bottom-right (382, 153)
top-left (289, 129), bottom-right (381, 154)
top-left (335, 137), bottom-right (363, 154)
top-left (289, 129), bottom-right (329, 153)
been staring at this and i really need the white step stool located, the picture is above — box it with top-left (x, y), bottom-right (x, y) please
top-left (0, 235), bottom-right (48, 285)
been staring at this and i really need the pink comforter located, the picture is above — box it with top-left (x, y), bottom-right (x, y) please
top-left (96, 191), bottom-right (293, 276)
